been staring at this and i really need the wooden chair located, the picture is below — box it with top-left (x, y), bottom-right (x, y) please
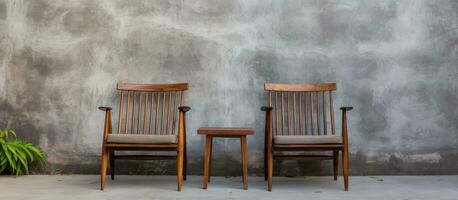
top-left (99, 83), bottom-right (190, 191)
top-left (261, 83), bottom-right (352, 191)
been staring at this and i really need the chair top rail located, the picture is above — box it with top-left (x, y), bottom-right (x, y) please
top-left (265, 83), bottom-right (336, 92)
top-left (117, 83), bottom-right (188, 92)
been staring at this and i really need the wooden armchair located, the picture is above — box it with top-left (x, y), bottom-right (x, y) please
top-left (261, 83), bottom-right (352, 191)
top-left (99, 83), bottom-right (190, 191)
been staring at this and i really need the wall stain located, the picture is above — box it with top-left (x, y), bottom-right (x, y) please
top-left (0, 1), bottom-right (6, 20)
top-left (62, 2), bottom-right (114, 36)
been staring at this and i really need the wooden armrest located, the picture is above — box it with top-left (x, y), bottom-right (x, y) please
top-left (340, 106), bottom-right (353, 111)
top-left (261, 106), bottom-right (273, 111)
top-left (98, 106), bottom-right (112, 111)
top-left (178, 106), bottom-right (191, 113)
top-left (99, 106), bottom-right (113, 140)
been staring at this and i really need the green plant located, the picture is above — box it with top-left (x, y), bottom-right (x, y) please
top-left (0, 125), bottom-right (44, 175)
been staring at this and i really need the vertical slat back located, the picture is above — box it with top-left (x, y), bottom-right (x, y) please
top-left (115, 83), bottom-right (188, 136)
top-left (155, 92), bottom-right (160, 134)
top-left (276, 91), bottom-right (281, 135)
top-left (281, 92), bottom-right (285, 135)
top-left (265, 83), bottom-right (336, 136)
top-left (117, 91), bottom-right (124, 134)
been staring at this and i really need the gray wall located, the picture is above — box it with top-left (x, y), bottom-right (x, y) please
top-left (0, 0), bottom-right (457, 176)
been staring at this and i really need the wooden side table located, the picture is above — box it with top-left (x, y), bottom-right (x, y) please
top-left (197, 127), bottom-right (254, 190)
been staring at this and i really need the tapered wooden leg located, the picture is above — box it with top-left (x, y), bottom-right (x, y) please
top-left (100, 147), bottom-right (109, 191)
top-left (183, 131), bottom-right (187, 181)
top-left (109, 150), bottom-right (115, 180)
top-left (341, 109), bottom-right (350, 191)
top-left (264, 137), bottom-right (267, 181)
top-left (203, 135), bottom-right (211, 189)
top-left (333, 151), bottom-right (338, 181)
top-left (208, 136), bottom-right (213, 182)
top-left (342, 148), bottom-right (349, 191)
top-left (241, 136), bottom-right (248, 190)
top-left (267, 147), bottom-right (273, 191)
top-left (177, 147), bottom-right (184, 191)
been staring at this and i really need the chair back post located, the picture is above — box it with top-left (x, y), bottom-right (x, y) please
top-left (178, 110), bottom-right (185, 151)
top-left (103, 110), bottom-right (112, 142)
top-left (267, 91), bottom-right (273, 145)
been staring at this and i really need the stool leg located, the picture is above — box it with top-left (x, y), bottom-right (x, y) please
top-left (208, 136), bottom-right (213, 182)
top-left (203, 135), bottom-right (212, 189)
top-left (241, 136), bottom-right (248, 190)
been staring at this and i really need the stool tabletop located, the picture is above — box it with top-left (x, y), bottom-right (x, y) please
top-left (197, 127), bottom-right (254, 136)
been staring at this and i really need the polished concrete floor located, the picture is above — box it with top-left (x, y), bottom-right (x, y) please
top-left (0, 175), bottom-right (457, 200)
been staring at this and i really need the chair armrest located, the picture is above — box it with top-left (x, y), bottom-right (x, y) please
top-left (99, 106), bottom-right (113, 143)
top-left (340, 106), bottom-right (353, 111)
top-left (261, 106), bottom-right (273, 111)
top-left (178, 106), bottom-right (191, 113)
top-left (340, 106), bottom-right (352, 140)
top-left (98, 106), bottom-right (112, 111)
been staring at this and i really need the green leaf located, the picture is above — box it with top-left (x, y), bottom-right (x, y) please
top-left (1, 142), bottom-right (15, 170)
top-left (0, 156), bottom-right (7, 166)
top-left (0, 152), bottom-right (7, 174)
top-left (17, 142), bottom-right (35, 163)
top-left (4, 125), bottom-right (9, 139)
top-left (16, 156), bottom-right (27, 174)
top-left (10, 130), bottom-right (17, 138)
top-left (8, 144), bottom-right (28, 175)
top-left (21, 145), bottom-right (34, 162)
top-left (10, 144), bottom-right (27, 161)
top-left (26, 144), bottom-right (44, 160)
top-left (15, 161), bottom-right (22, 175)
top-left (0, 162), bottom-right (6, 174)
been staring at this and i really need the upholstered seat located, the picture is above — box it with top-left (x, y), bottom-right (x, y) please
top-left (107, 134), bottom-right (177, 144)
top-left (273, 135), bottom-right (342, 145)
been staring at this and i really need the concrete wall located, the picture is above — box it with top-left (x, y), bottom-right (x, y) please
top-left (0, 0), bottom-right (457, 176)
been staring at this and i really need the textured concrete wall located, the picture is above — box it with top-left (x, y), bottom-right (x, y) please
top-left (0, 0), bottom-right (457, 176)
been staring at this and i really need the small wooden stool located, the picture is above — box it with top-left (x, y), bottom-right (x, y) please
top-left (198, 127), bottom-right (254, 190)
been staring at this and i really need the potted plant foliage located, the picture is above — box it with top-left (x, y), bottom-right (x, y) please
top-left (0, 125), bottom-right (44, 175)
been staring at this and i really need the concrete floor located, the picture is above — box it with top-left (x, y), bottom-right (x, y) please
top-left (0, 175), bottom-right (457, 200)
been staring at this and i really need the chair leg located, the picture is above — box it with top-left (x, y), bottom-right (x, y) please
top-left (109, 150), bottom-right (115, 180)
top-left (264, 141), bottom-right (267, 181)
top-left (100, 147), bottom-right (109, 191)
top-left (183, 141), bottom-right (187, 181)
top-left (177, 148), bottom-right (184, 191)
top-left (333, 151), bottom-right (338, 181)
top-left (342, 148), bottom-right (349, 191)
top-left (267, 148), bottom-right (273, 191)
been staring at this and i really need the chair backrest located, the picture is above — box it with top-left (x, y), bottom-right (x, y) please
top-left (264, 83), bottom-right (337, 136)
top-left (115, 83), bottom-right (188, 135)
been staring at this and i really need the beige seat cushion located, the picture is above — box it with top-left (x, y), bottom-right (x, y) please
top-left (107, 134), bottom-right (177, 144)
top-left (274, 135), bottom-right (342, 145)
